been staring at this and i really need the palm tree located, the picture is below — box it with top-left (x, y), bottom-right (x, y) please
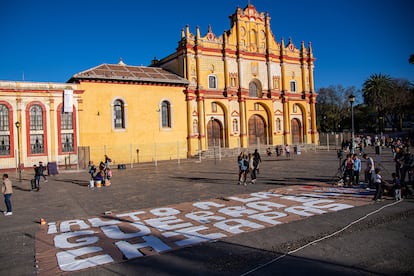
top-left (362, 74), bottom-right (394, 132)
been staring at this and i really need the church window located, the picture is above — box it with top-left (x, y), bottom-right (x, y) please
top-left (59, 106), bottom-right (75, 153)
top-left (161, 100), bottom-right (171, 128)
top-left (276, 118), bottom-right (281, 132)
top-left (249, 80), bottom-right (262, 98)
top-left (114, 99), bottom-right (125, 129)
top-left (0, 104), bottom-right (10, 155)
top-left (290, 81), bottom-right (297, 92)
top-left (29, 104), bottom-right (45, 154)
top-left (208, 75), bottom-right (217, 89)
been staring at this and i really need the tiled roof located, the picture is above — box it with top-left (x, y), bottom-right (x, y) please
top-left (68, 63), bottom-right (188, 85)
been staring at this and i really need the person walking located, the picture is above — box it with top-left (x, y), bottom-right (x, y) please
top-left (2, 173), bottom-right (13, 216)
top-left (249, 153), bottom-right (257, 184)
top-left (38, 161), bottom-right (47, 182)
top-left (33, 164), bottom-right (41, 191)
top-left (253, 149), bottom-right (262, 174)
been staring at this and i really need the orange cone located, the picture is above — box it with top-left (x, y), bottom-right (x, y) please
top-left (40, 218), bottom-right (47, 225)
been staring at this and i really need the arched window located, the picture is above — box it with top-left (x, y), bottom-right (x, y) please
top-left (249, 80), bottom-right (262, 98)
top-left (30, 105), bottom-right (43, 131)
top-left (161, 101), bottom-right (171, 128)
top-left (29, 104), bottom-right (44, 154)
top-left (0, 104), bottom-right (10, 155)
top-left (113, 99), bottom-right (125, 129)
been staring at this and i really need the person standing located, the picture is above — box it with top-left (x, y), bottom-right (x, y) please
top-left (352, 153), bottom-right (362, 186)
top-left (363, 153), bottom-right (375, 188)
top-left (2, 174), bottom-right (13, 216)
top-left (373, 168), bottom-right (384, 202)
top-left (38, 161), bottom-right (47, 182)
top-left (237, 153), bottom-right (248, 186)
top-left (392, 173), bottom-right (401, 201)
top-left (285, 144), bottom-right (291, 159)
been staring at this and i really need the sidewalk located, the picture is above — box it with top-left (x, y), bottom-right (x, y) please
top-left (0, 147), bottom-right (412, 275)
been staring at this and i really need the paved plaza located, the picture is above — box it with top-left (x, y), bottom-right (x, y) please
top-left (0, 147), bottom-right (413, 275)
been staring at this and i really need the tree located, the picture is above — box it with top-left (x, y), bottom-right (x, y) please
top-left (316, 85), bottom-right (359, 132)
top-left (362, 74), bottom-right (394, 132)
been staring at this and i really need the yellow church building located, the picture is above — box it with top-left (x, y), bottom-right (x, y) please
top-left (0, 4), bottom-right (317, 170)
top-left (152, 4), bottom-right (318, 156)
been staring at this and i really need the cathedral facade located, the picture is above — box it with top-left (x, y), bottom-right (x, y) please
top-left (153, 4), bottom-right (318, 156)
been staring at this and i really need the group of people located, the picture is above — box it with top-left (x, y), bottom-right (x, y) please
top-left (338, 135), bottom-right (413, 202)
top-left (88, 155), bottom-right (113, 184)
top-left (237, 149), bottom-right (262, 186)
top-left (266, 144), bottom-right (292, 158)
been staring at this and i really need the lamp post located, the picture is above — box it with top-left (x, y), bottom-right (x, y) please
top-left (348, 94), bottom-right (355, 154)
top-left (15, 121), bottom-right (22, 182)
top-left (211, 117), bottom-right (216, 165)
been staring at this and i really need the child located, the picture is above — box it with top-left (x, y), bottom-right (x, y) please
top-left (392, 173), bottom-right (401, 201)
top-left (373, 168), bottom-right (383, 202)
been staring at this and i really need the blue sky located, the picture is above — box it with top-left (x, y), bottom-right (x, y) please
top-left (0, 0), bottom-right (413, 90)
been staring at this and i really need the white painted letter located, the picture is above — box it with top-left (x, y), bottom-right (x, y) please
top-left (186, 211), bottom-right (226, 223)
top-left (57, 247), bottom-right (114, 271)
top-left (54, 230), bottom-right (98, 249)
top-left (214, 219), bottom-right (264, 234)
top-left (115, 235), bottom-right (171, 259)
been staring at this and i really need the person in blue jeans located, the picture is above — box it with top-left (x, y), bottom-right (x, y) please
top-left (33, 165), bottom-right (41, 191)
top-left (2, 173), bottom-right (13, 216)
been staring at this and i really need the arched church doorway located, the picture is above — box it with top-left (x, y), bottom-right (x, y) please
top-left (248, 115), bottom-right (266, 146)
top-left (291, 118), bottom-right (302, 144)
top-left (207, 119), bottom-right (224, 148)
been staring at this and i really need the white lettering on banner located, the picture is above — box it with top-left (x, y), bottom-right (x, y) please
top-left (115, 235), bottom-right (171, 259)
top-left (145, 216), bottom-right (193, 231)
top-left (250, 192), bottom-right (283, 199)
top-left (281, 195), bottom-right (319, 203)
top-left (185, 211), bottom-right (226, 223)
top-left (60, 220), bottom-right (90, 233)
top-left (302, 199), bottom-right (354, 211)
top-left (54, 230), bottom-right (98, 249)
top-left (214, 219), bottom-right (264, 234)
top-left (88, 217), bottom-right (121, 227)
top-left (38, 188), bottom-right (362, 273)
top-left (192, 201), bottom-right (225, 210)
top-left (48, 222), bottom-right (58, 234)
top-left (57, 246), bottom-right (114, 271)
top-left (246, 201), bottom-right (286, 211)
top-left (229, 192), bottom-right (282, 203)
top-left (218, 206), bottom-right (258, 217)
top-left (150, 207), bottom-right (180, 216)
top-left (284, 206), bottom-right (327, 217)
top-left (101, 222), bottom-right (151, 239)
top-left (249, 211), bottom-right (287, 225)
top-left (117, 211), bottom-right (146, 221)
top-left (163, 226), bottom-right (227, 246)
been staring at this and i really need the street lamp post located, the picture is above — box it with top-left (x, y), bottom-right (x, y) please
top-left (15, 121), bottom-right (22, 182)
top-left (211, 117), bottom-right (216, 165)
top-left (348, 94), bottom-right (355, 154)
